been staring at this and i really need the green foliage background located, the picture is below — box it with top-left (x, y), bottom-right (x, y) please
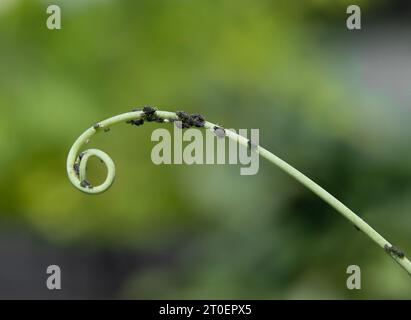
top-left (0, 0), bottom-right (410, 298)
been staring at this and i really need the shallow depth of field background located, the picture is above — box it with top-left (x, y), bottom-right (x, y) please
top-left (0, 0), bottom-right (410, 298)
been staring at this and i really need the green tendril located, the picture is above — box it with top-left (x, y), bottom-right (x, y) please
top-left (67, 108), bottom-right (411, 276)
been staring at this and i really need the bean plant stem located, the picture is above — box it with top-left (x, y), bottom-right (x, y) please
top-left (67, 110), bottom-right (411, 276)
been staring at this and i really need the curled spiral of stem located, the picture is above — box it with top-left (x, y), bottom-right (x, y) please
top-left (67, 108), bottom-right (411, 276)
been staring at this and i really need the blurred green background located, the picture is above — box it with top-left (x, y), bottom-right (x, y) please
top-left (0, 0), bottom-right (410, 299)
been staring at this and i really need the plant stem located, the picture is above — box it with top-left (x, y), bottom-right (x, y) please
top-left (67, 110), bottom-right (411, 276)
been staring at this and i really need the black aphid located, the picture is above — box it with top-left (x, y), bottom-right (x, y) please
top-left (143, 106), bottom-right (157, 121)
top-left (176, 111), bottom-right (190, 121)
top-left (80, 180), bottom-right (93, 188)
top-left (79, 152), bottom-right (86, 160)
top-left (384, 244), bottom-right (405, 259)
top-left (191, 113), bottom-right (205, 127)
top-left (93, 123), bottom-right (101, 130)
top-left (175, 111), bottom-right (191, 128)
top-left (248, 139), bottom-right (258, 150)
top-left (392, 246), bottom-right (405, 258)
top-left (73, 163), bottom-right (80, 176)
top-left (143, 105), bottom-right (157, 115)
top-left (127, 119), bottom-right (145, 126)
top-left (213, 126), bottom-right (226, 138)
top-left (104, 127), bottom-right (111, 132)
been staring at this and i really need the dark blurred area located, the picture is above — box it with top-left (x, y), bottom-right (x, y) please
top-left (0, 0), bottom-right (411, 299)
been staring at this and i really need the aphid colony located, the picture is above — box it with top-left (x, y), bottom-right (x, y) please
top-left (384, 244), bottom-right (405, 259)
top-left (73, 106), bottom-right (261, 188)
top-left (127, 106), bottom-right (164, 126)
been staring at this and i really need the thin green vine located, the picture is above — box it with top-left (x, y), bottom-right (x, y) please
top-left (67, 107), bottom-right (411, 276)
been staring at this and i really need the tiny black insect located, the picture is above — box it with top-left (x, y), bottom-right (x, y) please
top-left (93, 123), bottom-right (101, 129)
top-left (392, 247), bottom-right (405, 258)
top-left (384, 244), bottom-right (405, 259)
top-left (80, 179), bottom-right (93, 188)
top-left (213, 126), bottom-right (226, 138)
top-left (143, 105), bottom-right (157, 114)
top-left (79, 152), bottom-right (86, 160)
top-left (248, 139), bottom-right (258, 150)
top-left (142, 106), bottom-right (157, 121)
top-left (73, 163), bottom-right (80, 176)
top-left (126, 119), bottom-right (145, 126)
top-left (175, 111), bottom-right (191, 128)
top-left (104, 127), bottom-right (111, 132)
top-left (176, 111), bottom-right (190, 121)
top-left (190, 113), bottom-right (205, 127)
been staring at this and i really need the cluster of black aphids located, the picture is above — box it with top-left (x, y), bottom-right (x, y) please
top-left (173, 111), bottom-right (206, 129)
top-left (127, 107), bottom-right (206, 129)
top-left (127, 106), bottom-right (164, 126)
top-left (384, 244), bottom-right (405, 259)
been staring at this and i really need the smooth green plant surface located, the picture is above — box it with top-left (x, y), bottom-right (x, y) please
top-left (67, 109), bottom-right (411, 276)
